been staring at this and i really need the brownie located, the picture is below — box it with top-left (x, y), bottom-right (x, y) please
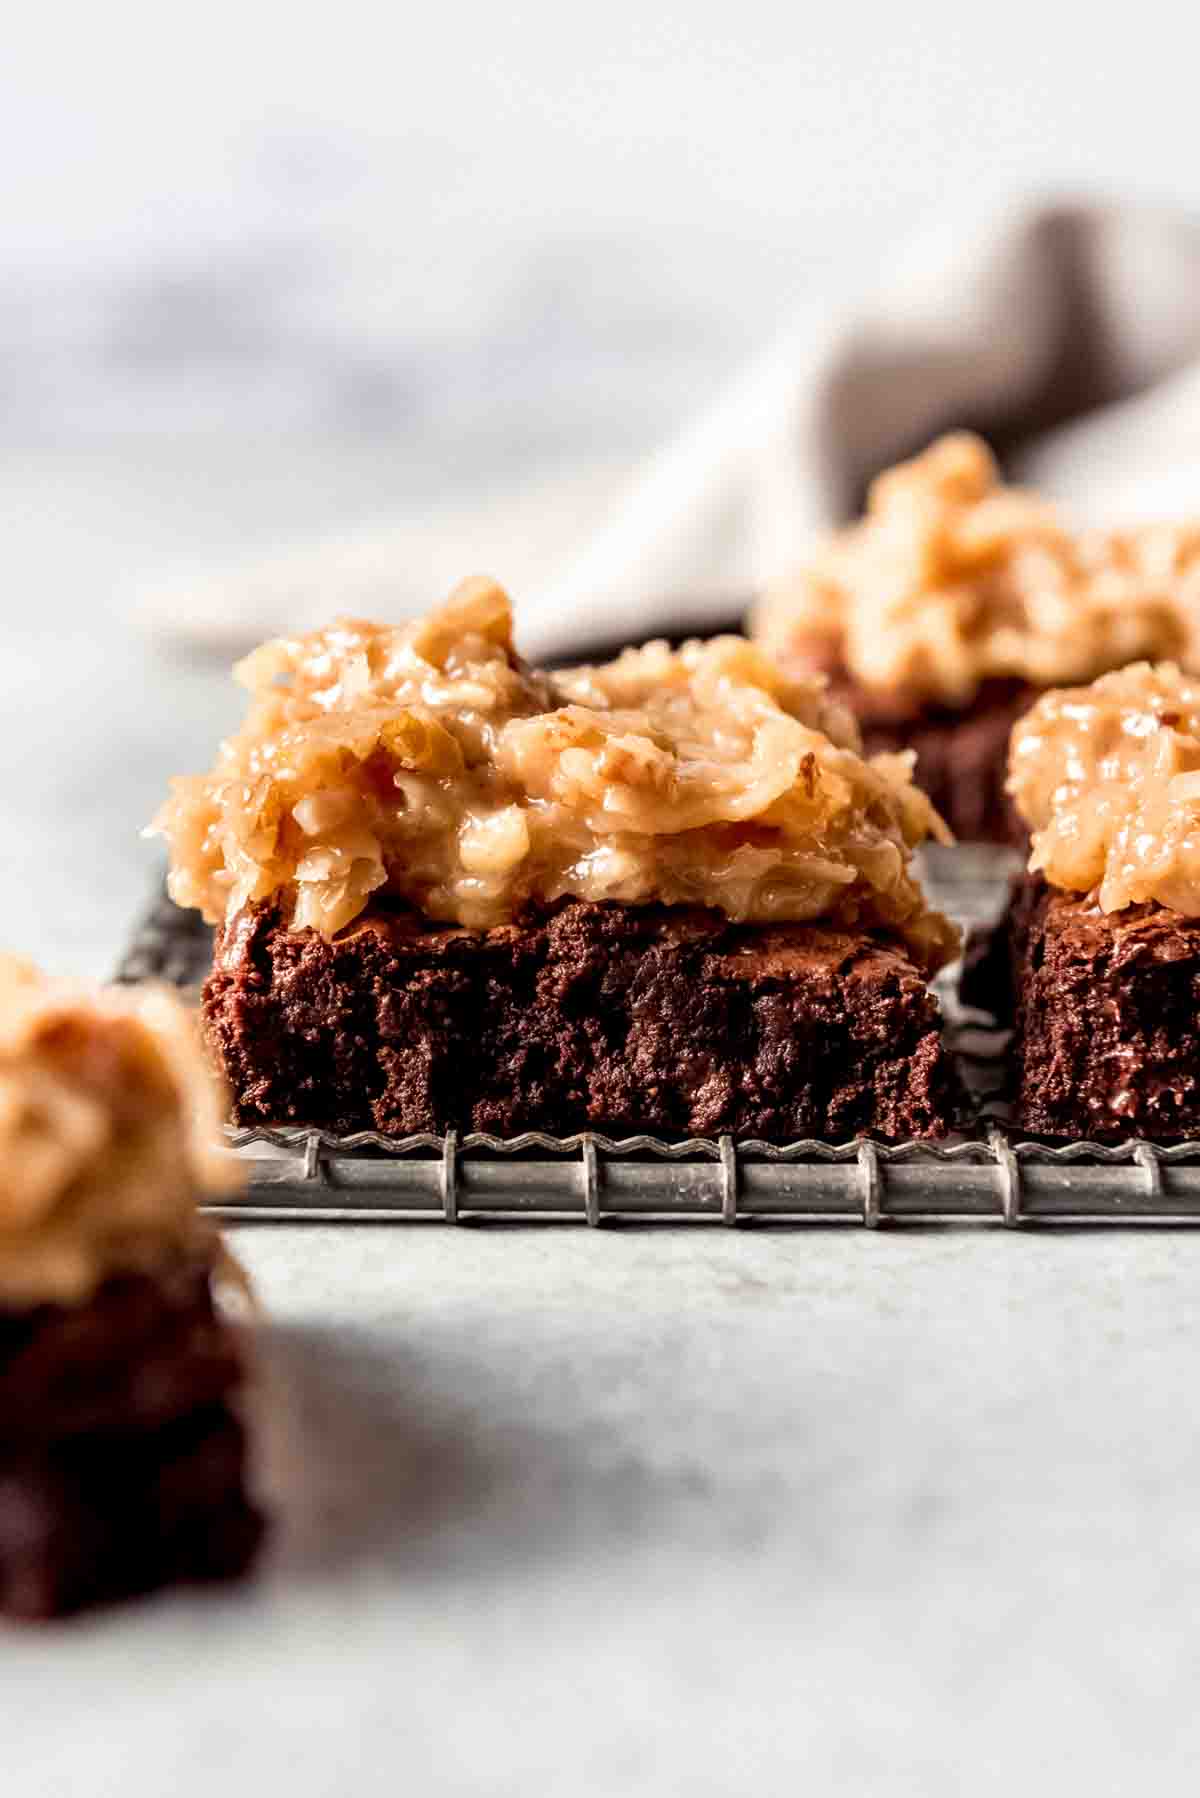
top-left (0, 1264), bottom-right (263, 1620)
top-left (204, 897), bottom-right (960, 1142)
top-left (964, 873), bottom-right (1200, 1139)
top-left (833, 674), bottom-right (1032, 846)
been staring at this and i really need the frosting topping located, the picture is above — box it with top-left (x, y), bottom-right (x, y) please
top-left (755, 433), bottom-right (1196, 708)
top-left (0, 960), bottom-right (232, 1308)
top-left (153, 578), bottom-right (959, 971)
top-left (1010, 661), bottom-right (1200, 915)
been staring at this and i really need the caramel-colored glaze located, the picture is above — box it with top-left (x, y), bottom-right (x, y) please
top-left (756, 433), bottom-right (1198, 709)
top-left (1010, 661), bottom-right (1200, 915)
top-left (154, 578), bottom-right (959, 972)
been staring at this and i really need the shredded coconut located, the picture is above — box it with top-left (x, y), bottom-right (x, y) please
top-left (1010, 661), bottom-right (1200, 915)
top-left (755, 433), bottom-right (1197, 708)
top-left (0, 960), bottom-right (233, 1307)
top-left (153, 576), bottom-right (960, 971)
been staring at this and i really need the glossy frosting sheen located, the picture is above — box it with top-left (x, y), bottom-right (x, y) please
top-left (756, 433), bottom-right (1198, 707)
top-left (154, 578), bottom-right (959, 971)
top-left (1009, 661), bottom-right (1200, 915)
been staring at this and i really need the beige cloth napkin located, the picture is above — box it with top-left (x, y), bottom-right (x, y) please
top-left (147, 199), bottom-right (1200, 664)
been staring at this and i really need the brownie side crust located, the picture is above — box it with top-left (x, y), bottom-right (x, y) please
top-left (972, 873), bottom-right (1200, 1139)
top-left (0, 1265), bottom-right (264, 1620)
top-left (204, 898), bottom-right (961, 1142)
top-left (833, 675), bottom-right (1032, 846)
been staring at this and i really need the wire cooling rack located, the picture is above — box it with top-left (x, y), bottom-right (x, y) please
top-left (116, 853), bottom-right (1200, 1226)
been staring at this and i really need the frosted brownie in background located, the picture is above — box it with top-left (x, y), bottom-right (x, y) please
top-left (156, 579), bottom-right (963, 1141)
top-left (965, 662), bottom-right (1200, 1138)
top-left (754, 434), bottom-right (1200, 843)
top-left (0, 962), bottom-right (263, 1620)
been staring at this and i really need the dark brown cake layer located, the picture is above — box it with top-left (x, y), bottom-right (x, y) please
top-left (0, 1266), bottom-right (263, 1620)
top-left (835, 675), bottom-right (1032, 846)
top-left (205, 898), bottom-right (961, 1141)
top-left (964, 873), bottom-right (1200, 1139)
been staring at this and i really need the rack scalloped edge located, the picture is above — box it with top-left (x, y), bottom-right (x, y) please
top-left (222, 1124), bottom-right (1200, 1165)
top-left (212, 1123), bottom-right (1200, 1226)
top-left (120, 883), bottom-right (1200, 1222)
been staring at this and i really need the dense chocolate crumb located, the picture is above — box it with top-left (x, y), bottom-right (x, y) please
top-left (204, 898), bottom-right (961, 1142)
top-left (963, 873), bottom-right (1200, 1139)
top-left (0, 1266), bottom-right (263, 1620)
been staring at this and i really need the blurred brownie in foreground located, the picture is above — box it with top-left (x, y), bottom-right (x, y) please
top-left (0, 962), bottom-right (263, 1620)
top-left (966, 663), bottom-right (1200, 1138)
top-left (754, 433), bottom-right (1200, 843)
top-left (156, 578), bottom-right (963, 1140)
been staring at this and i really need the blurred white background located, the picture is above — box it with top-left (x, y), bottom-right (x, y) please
top-left (7, 0), bottom-right (1200, 613)
top-left (4, 0), bottom-right (1200, 969)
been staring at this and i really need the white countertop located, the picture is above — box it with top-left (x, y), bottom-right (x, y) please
top-left (8, 1223), bottom-right (1200, 1796)
top-left (4, 456), bottom-right (1200, 1794)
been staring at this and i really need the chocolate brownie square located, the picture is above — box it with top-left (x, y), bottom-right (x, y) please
top-left (205, 897), bottom-right (962, 1142)
top-left (965, 873), bottom-right (1200, 1139)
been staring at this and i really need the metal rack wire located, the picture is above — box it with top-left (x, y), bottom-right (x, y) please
top-left (218, 1124), bottom-right (1200, 1226)
top-left (116, 859), bottom-right (1200, 1227)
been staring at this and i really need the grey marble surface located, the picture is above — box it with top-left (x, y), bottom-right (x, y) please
top-left (8, 1224), bottom-right (1200, 1796)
